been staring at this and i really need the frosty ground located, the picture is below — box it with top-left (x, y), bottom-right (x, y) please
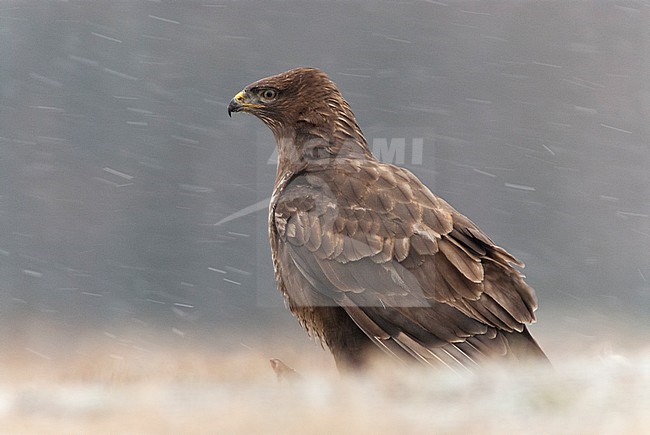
top-left (1, 328), bottom-right (648, 434)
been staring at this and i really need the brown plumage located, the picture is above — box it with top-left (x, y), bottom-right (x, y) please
top-left (228, 67), bottom-right (549, 371)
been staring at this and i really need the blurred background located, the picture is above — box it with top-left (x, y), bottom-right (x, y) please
top-left (0, 0), bottom-right (649, 400)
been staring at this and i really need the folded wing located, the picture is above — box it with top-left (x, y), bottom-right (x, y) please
top-left (273, 159), bottom-right (542, 369)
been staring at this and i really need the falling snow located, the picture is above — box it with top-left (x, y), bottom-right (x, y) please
top-left (0, 1), bottom-right (648, 432)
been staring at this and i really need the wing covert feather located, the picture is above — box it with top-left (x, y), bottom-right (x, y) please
top-left (272, 160), bottom-right (540, 368)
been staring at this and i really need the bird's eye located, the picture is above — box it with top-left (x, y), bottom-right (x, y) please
top-left (261, 88), bottom-right (278, 100)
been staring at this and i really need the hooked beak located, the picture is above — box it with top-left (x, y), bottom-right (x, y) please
top-left (227, 89), bottom-right (263, 117)
top-left (227, 90), bottom-right (245, 117)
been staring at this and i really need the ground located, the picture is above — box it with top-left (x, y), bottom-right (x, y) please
top-left (1, 324), bottom-right (648, 434)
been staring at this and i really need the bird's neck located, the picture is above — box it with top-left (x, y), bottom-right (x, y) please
top-left (271, 108), bottom-right (375, 179)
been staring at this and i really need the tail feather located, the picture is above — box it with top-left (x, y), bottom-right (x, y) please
top-left (505, 327), bottom-right (551, 365)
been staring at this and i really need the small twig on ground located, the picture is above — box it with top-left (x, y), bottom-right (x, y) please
top-left (270, 358), bottom-right (301, 382)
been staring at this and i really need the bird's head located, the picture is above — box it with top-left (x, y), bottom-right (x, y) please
top-left (229, 68), bottom-right (351, 135)
top-left (228, 67), bottom-right (370, 164)
top-left (228, 67), bottom-right (334, 114)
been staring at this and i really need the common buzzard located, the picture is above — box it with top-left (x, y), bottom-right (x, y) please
top-left (228, 67), bottom-right (549, 371)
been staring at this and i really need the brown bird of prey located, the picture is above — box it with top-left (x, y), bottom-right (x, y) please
top-left (228, 67), bottom-right (549, 371)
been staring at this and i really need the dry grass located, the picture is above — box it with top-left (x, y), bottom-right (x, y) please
top-left (1, 329), bottom-right (649, 434)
